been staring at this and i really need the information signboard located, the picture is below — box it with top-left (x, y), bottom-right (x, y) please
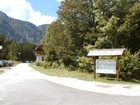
top-left (96, 59), bottom-right (116, 74)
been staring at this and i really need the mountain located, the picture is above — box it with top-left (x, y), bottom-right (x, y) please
top-left (0, 11), bottom-right (48, 44)
top-left (38, 24), bottom-right (48, 36)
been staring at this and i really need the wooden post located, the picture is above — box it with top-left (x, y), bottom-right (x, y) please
top-left (116, 56), bottom-right (120, 80)
top-left (93, 57), bottom-right (96, 79)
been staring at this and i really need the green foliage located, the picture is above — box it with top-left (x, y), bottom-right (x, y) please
top-left (0, 34), bottom-right (36, 61)
top-left (93, 0), bottom-right (137, 49)
top-left (19, 42), bottom-right (36, 62)
top-left (7, 40), bottom-right (19, 60)
top-left (118, 1), bottom-right (140, 52)
top-left (43, 20), bottom-right (78, 67)
top-left (43, 0), bottom-right (96, 68)
top-left (42, 0), bottom-right (140, 80)
top-left (94, 36), bottom-right (112, 48)
top-left (59, 0), bottom-right (95, 45)
top-left (0, 34), bottom-right (10, 59)
top-left (35, 61), bottom-right (44, 67)
top-left (35, 60), bottom-right (60, 69)
top-left (120, 50), bottom-right (140, 80)
top-left (78, 56), bottom-right (92, 73)
top-left (43, 62), bottom-right (59, 69)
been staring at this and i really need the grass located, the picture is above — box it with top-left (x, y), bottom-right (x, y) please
top-left (13, 61), bottom-right (21, 66)
top-left (30, 64), bottom-right (140, 85)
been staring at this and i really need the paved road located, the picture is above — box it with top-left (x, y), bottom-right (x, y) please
top-left (0, 64), bottom-right (140, 105)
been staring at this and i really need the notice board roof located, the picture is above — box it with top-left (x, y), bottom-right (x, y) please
top-left (87, 48), bottom-right (125, 56)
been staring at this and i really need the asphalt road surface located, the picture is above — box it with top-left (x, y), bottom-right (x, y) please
top-left (0, 64), bottom-right (140, 105)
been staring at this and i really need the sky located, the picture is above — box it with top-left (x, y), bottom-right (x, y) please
top-left (0, 0), bottom-right (63, 26)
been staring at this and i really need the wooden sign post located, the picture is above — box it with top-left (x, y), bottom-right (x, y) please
top-left (93, 57), bottom-right (96, 79)
top-left (116, 56), bottom-right (120, 80)
top-left (87, 49), bottom-right (125, 80)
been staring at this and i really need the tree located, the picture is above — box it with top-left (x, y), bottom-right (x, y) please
top-left (42, 0), bottom-right (140, 72)
top-left (7, 40), bottom-right (19, 60)
top-left (93, 0), bottom-right (138, 49)
top-left (0, 34), bottom-right (9, 59)
top-left (43, 0), bottom-right (96, 67)
top-left (58, 0), bottom-right (96, 52)
top-left (118, 1), bottom-right (140, 52)
top-left (43, 20), bottom-right (74, 65)
top-left (18, 43), bottom-right (36, 62)
top-left (0, 34), bottom-right (36, 61)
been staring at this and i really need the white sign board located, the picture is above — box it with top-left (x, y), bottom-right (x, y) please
top-left (96, 59), bottom-right (116, 74)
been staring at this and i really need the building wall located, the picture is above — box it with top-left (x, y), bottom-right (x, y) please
top-left (36, 55), bottom-right (45, 61)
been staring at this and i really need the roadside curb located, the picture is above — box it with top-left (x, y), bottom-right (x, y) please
top-left (41, 75), bottom-right (140, 96)
top-left (28, 64), bottom-right (140, 96)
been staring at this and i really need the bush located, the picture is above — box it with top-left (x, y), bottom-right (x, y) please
top-left (52, 62), bottom-right (59, 68)
top-left (43, 62), bottom-right (49, 69)
top-left (41, 61), bottom-right (60, 69)
top-left (35, 61), bottom-right (44, 66)
top-left (120, 50), bottom-right (140, 80)
top-left (77, 56), bottom-right (92, 73)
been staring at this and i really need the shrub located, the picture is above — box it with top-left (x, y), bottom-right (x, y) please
top-left (42, 61), bottom-right (60, 69)
top-left (35, 61), bottom-right (44, 66)
top-left (77, 56), bottom-right (92, 73)
top-left (43, 62), bottom-right (49, 69)
top-left (120, 50), bottom-right (140, 80)
top-left (42, 61), bottom-right (52, 69)
top-left (52, 62), bottom-right (59, 68)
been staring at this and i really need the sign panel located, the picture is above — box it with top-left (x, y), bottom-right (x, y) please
top-left (96, 59), bottom-right (116, 74)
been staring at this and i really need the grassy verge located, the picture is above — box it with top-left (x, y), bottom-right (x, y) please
top-left (30, 64), bottom-right (140, 85)
top-left (13, 61), bottom-right (21, 66)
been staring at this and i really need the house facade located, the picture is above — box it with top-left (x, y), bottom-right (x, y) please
top-left (34, 44), bottom-right (45, 61)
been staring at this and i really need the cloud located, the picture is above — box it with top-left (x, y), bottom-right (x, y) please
top-left (57, 0), bottom-right (64, 2)
top-left (0, 0), bottom-right (56, 26)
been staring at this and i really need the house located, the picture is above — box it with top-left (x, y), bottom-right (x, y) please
top-left (34, 44), bottom-right (45, 61)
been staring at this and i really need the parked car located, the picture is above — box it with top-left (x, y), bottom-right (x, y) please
top-left (6, 60), bottom-right (14, 67)
top-left (0, 60), bottom-right (4, 67)
top-left (2, 60), bottom-right (8, 67)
